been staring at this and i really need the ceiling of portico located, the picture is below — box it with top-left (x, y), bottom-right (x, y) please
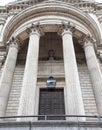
top-left (3, 1), bottom-right (101, 45)
top-left (16, 24), bottom-right (84, 44)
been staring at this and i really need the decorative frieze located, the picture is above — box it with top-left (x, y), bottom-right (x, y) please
top-left (7, 4), bottom-right (29, 15)
top-left (0, 0), bottom-right (101, 16)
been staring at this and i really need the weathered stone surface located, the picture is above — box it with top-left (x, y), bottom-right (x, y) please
top-left (3, 63), bottom-right (98, 121)
top-left (0, 121), bottom-right (101, 130)
top-left (61, 25), bottom-right (85, 120)
top-left (84, 41), bottom-right (102, 116)
top-left (17, 26), bottom-right (41, 120)
top-left (0, 42), bottom-right (19, 117)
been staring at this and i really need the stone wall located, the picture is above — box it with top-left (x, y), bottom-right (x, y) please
top-left (78, 64), bottom-right (98, 120)
top-left (3, 62), bottom-right (98, 121)
top-left (0, 121), bottom-right (101, 130)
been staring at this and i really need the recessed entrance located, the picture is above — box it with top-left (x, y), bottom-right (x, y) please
top-left (38, 88), bottom-right (65, 120)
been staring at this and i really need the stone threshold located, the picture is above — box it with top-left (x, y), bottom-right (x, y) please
top-left (0, 121), bottom-right (101, 128)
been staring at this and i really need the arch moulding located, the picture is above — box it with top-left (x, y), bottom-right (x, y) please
top-left (3, 1), bottom-right (101, 45)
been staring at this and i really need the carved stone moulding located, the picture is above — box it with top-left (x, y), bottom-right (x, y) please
top-left (2, 2), bottom-right (101, 47)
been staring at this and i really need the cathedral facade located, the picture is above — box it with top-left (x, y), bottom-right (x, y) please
top-left (0, 0), bottom-right (102, 129)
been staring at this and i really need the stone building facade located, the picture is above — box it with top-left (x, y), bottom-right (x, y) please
top-left (0, 0), bottom-right (102, 129)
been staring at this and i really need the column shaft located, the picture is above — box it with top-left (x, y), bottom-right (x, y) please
top-left (18, 28), bottom-right (40, 120)
top-left (0, 42), bottom-right (18, 116)
top-left (62, 28), bottom-right (85, 120)
top-left (84, 42), bottom-right (102, 115)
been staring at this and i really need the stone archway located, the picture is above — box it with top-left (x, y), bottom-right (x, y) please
top-left (2, 1), bottom-right (101, 45)
top-left (1, 0), bottom-right (102, 121)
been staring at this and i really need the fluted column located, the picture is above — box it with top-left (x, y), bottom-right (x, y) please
top-left (18, 24), bottom-right (42, 121)
top-left (83, 36), bottom-right (102, 116)
top-left (60, 23), bottom-right (85, 121)
top-left (0, 37), bottom-right (19, 116)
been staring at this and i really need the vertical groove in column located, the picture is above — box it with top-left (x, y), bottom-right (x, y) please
top-left (18, 27), bottom-right (40, 121)
top-left (84, 42), bottom-right (102, 116)
top-left (0, 40), bottom-right (19, 117)
top-left (61, 27), bottom-right (85, 121)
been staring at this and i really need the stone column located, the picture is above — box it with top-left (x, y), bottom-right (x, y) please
top-left (60, 23), bottom-right (85, 121)
top-left (83, 36), bottom-right (102, 116)
top-left (18, 24), bottom-right (42, 121)
top-left (0, 37), bottom-right (19, 116)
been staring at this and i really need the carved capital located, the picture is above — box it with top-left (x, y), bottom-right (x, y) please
top-left (6, 37), bottom-right (21, 50)
top-left (58, 22), bottom-right (75, 36)
top-left (26, 23), bottom-right (44, 37)
top-left (79, 35), bottom-right (96, 48)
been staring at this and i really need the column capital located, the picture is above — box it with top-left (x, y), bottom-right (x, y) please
top-left (58, 22), bottom-right (75, 36)
top-left (6, 37), bottom-right (20, 50)
top-left (27, 23), bottom-right (44, 37)
top-left (79, 35), bottom-right (96, 48)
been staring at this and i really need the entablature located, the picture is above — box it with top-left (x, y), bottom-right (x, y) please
top-left (0, 0), bottom-right (102, 16)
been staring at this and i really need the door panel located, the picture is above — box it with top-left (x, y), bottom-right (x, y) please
top-left (39, 89), bottom-right (65, 120)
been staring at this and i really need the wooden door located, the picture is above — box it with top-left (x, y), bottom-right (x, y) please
top-left (39, 88), bottom-right (65, 120)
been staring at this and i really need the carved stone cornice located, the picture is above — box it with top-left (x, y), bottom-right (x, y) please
top-left (0, 0), bottom-right (101, 16)
top-left (7, 4), bottom-right (29, 15)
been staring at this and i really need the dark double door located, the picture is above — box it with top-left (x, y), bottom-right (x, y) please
top-left (39, 88), bottom-right (65, 120)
